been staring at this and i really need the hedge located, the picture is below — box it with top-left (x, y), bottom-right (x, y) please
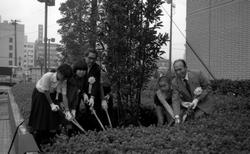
top-left (42, 95), bottom-right (250, 153)
top-left (11, 80), bottom-right (250, 153)
top-left (211, 79), bottom-right (250, 97)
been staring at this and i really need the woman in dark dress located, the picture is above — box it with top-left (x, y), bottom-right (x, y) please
top-left (28, 63), bottom-right (73, 145)
top-left (71, 60), bottom-right (88, 120)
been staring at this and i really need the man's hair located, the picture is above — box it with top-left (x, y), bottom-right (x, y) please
top-left (173, 59), bottom-right (187, 68)
top-left (57, 63), bottom-right (73, 79)
top-left (85, 49), bottom-right (98, 58)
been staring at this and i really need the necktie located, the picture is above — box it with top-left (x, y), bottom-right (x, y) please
top-left (183, 79), bottom-right (192, 95)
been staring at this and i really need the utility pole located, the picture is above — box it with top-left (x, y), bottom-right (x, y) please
top-left (166, 0), bottom-right (173, 73)
top-left (48, 38), bottom-right (50, 70)
top-left (44, 1), bottom-right (48, 72)
top-left (11, 20), bottom-right (20, 66)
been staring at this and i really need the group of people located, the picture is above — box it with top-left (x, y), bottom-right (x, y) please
top-left (154, 59), bottom-right (214, 126)
top-left (28, 48), bottom-right (214, 147)
top-left (28, 50), bottom-right (112, 146)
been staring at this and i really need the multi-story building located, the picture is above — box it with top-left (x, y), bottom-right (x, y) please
top-left (37, 24), bottom-right (43, 43)
top-left (186, 0), bottom-right (250, 80)
top-left (23, 42), bottom-right (35, 68)
top-left (34, 42), bottom-right (60, 69)
top-left (0, 19), bottom-right (24, 67)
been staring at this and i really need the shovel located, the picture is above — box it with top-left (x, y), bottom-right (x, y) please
top-left (90, 107), bottom-right (106, 131)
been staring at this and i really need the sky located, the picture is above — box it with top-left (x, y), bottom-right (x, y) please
top-left (0, 0), bottom-right (186, 61)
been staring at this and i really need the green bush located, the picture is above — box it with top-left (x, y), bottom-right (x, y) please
top-left (42, 95), bottom-right (250, 153)
top-left (12, 81), bottom-right (250, 153)
top-left (11, 82), bottom-right (35, 126)
top-left (211, 79), bottom-right (250, 97)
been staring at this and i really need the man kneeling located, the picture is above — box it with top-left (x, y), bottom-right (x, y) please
top-left (171, 59), bottom-right (214, 124)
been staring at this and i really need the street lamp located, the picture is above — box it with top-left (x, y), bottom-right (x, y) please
top-left (166, 0), bottom-right (173, 73)
top-left (48, 38), bottom-right (55, 69)
top-left (37, 0), bottom-right (55, 72)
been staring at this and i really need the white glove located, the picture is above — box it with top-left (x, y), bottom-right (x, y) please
top-left (83, 93), bottom-right (89, 104)
top-left (101, 100), bottom-right (108, 111)
top-left (50, 103), bottom-right (59, 111)
top-left (88, 96), bottom-right (95, 107)
top-left (104, 94), bottom-right (110, 100)
top-left (191, 98), bottom-right (199, 109)
top-left (71, 110), bottom-right (76, 118)
top-left (65, 111), bottom-right (72, 121)
top-left (181, 102), bottom-right (192, 108)
top-left (174, 115), bottom-right (180, 124)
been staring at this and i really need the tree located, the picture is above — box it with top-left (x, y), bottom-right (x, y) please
top-left (89, 0), bottom-right (98, 50)
top-left (57, 0), bottom-right (91, 62)
top-left (101, 0), bottom-right (168, 125)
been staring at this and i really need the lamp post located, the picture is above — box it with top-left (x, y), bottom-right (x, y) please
top-left (47, 38), bottom-right (55, 69)
top-left (37, 0), bottom-right (55, 72)
top-left (166, 0), bottom-right (173, 73)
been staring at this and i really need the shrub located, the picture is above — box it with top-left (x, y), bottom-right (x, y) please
top-left (11, 82), bottom-right (35, 126)
top-left (12, 80), bottom-right (250, 153)
top-left (42, 95), bottom-right (250, 153)
top-left (211, 79), bottom-right (250, 97)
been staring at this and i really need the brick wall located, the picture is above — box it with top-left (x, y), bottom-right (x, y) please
top-left (186, 0), bottom-right (250, 79)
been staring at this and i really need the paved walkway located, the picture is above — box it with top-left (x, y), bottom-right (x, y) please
top-left (0, 86), bottom-right (15, 154)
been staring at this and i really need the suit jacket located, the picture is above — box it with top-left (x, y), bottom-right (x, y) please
top-left (172, 70), bottom-right (214, 115)
top-left (84, 63), bottom-right (101, 109)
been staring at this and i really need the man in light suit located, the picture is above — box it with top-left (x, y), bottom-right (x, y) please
top-left (172, 59), bottom-right (214, 124)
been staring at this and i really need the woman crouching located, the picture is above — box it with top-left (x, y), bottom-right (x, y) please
top-left (28, 63), bottom-right (73, 146)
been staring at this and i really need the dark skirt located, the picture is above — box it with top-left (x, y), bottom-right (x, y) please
top-left (28, 88), bottom-right (61, 131)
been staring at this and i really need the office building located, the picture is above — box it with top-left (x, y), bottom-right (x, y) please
top-left (0, 19), bottom-right (24, 67)
top-left (186, 0), bottom-right (250, 79)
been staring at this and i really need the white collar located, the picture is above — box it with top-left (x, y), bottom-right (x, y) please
top-left (183, 72), bottom-right (189, 81)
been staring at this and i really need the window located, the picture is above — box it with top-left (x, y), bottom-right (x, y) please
top-left (9, 45), bottom-right (13, 51)
top-left (9, 38), bottom-right (13, 43)
top-left (9, 60), bottom-right (13, 66)
top-left (9, 53), bottom-right (13, 58)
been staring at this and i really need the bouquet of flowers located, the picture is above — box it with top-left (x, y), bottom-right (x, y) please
top-left (194, 87), bottom-right (202, 97)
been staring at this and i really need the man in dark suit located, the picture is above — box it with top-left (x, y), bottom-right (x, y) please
top-left (82, 49), bottom-right (109, 130)
top-left (84, 49), bottom-right (102, 110)
top-left (172, 59), bottom-right (214, 124)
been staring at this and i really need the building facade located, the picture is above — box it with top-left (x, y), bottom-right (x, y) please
top-left (0, 20), bottom-right (24, 67)
top-left (37, 24), bottom-right (43, 43)
top-left (23, 42), bottom-right (35, 68)
top-left (34, 42), bottom-right (60, 69)
top-left (186, 0), bottom-right (250, 79)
